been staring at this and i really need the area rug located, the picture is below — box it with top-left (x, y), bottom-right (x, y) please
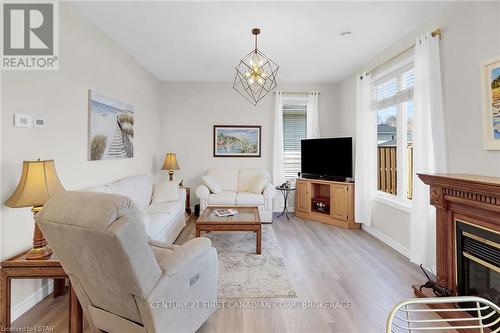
top-left (193, 225), bottom-right (297, 299)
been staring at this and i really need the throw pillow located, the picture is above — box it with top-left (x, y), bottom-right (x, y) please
top-left (248, 173), bottom-right (270, 194)
top-left (152, 181), bottom-right (178, 203)
top-left (202, 175), bottom-right (223, 194)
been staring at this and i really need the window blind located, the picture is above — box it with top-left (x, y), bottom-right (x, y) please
top-left (283, 103), bottom-right (307, 179)
top-left (372, 62), bottom-right (415, 110)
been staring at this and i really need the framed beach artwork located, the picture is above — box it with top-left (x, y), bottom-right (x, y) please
top-left (88, 90), bottom-right (134, 160)
top-left (213, 125), bottom-right (261, 157)
top-left (481, 56), bottom-right (500, 150)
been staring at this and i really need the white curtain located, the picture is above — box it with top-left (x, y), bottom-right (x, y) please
top-left (307, 92), bottom-right (320, 138)
top-left (354, 74), bottom-right (376, 226)
top-left (410, 33), bottom-right (447, 267)
top-left (273, 92), bottom-right (285, 209)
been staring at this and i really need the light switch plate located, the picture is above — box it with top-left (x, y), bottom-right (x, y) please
top-left (14, 114), bottom-right (32, 128)
top-left (34, 118), bottom-right (46, 128)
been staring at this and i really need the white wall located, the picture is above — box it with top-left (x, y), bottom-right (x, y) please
top-left (1, 3), bottom-right (161, 318)
top-left (158, 82), bottom-right (339, 206)
top-left (336, 1), bottom-right (500, 252)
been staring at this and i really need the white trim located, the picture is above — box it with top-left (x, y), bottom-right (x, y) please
top-left (373, 192), bottom-right (411, 213)
top-left (11, 281), bottom-right (54, 321)
top-left (362, 224), bottom-right (410, 258)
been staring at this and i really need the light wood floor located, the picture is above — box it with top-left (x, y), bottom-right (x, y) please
top-left (13, 214), bottom-right (427, 332)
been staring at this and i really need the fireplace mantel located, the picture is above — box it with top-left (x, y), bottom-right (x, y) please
top-left (417, 173), bottom-right (500, 293)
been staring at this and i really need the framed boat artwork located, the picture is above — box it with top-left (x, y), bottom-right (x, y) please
top-left (213, 125), bottom-right (261, 157)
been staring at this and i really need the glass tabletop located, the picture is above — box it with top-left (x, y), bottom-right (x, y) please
top-left (197, 206), bottom-right (260, 224)
top-left (275, 186), bottom-right (296, 191)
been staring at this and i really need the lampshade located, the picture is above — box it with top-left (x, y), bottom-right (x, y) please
top-left (161, 153), bottom-right (180, 171)
top-left (6, 159), bottom-right (65, 208)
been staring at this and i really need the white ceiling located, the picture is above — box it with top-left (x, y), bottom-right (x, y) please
top-left (72, 1), bottom-right (448, 83)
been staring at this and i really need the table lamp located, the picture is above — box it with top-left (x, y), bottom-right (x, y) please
top-left (5, 159), bottom-right (65, 260)
top-left (161, 153), bottom-right (180, 181)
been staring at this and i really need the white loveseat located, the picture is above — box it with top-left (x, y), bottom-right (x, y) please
top-left (87, 175), bottom-right (186, 245)
top-left (195, 168), bottom-right (276, 223)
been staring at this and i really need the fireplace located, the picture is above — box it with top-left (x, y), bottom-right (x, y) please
top-left (456, 221), bottom-right (500, 305)
top-left (415, 174), bottom-right (500, 331)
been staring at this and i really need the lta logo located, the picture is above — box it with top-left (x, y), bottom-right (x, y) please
top-left (1, 2), bottom-right (59, 70)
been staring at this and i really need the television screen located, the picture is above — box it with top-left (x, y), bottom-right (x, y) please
top-left (301, 137), bottom-right (352, 180)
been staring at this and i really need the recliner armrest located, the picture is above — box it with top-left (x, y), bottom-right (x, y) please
top-left (195, 185), bottom-right (210, 198)
top-left (158, 238), bottom-right (213, 277)
top-left (263, 183), bottom-right (277, 198)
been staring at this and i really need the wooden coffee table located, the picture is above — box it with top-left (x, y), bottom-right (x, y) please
top-left (196, 206), bottom-right (261, 254)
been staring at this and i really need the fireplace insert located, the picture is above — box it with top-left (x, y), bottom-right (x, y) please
top-left (456, 220), bottom-right (500, 328)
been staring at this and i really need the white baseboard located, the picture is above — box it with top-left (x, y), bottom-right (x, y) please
top-left (11, 280), bottom-right (54, 322)
top-left (361, 224), bottom-right (410, 258)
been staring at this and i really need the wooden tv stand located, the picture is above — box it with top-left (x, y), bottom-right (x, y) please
top-left (294, 178), bottom-right (359, 229)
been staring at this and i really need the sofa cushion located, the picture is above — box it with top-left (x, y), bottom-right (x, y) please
top-left (152, 182), bottom-right (178, 203)
top-left (146, 200), bottom-right (184, 218)
top-left (86, 185), bottom-right (113, 194)
top-left (107, 175), bottom-right (153, 210)
top-left (207, 191), bottom-right (237, 206)
top-left (207, 169), bottom-right (238, 192)
top-left (201, 175), bottom-right (223, 194)
top-left (147, 212), bottom-right (173, 240)
top-left (238, 169), bottom-right (272, 192)
top-left (236, 192), bottom-right (264, 206)
top-left (248, 173), bottom-right (270, 194)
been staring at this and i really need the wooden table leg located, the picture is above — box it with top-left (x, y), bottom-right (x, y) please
top-left (69, 286), bottom-right (83, 333)
top-left (53, 278), bottom-right (66, 298)
top-left (0, 271), bottom-right (11, 330)
top-left (195, 226), bottom-right (201, 237)
top-left (256, 225), bottom-right (261, 255)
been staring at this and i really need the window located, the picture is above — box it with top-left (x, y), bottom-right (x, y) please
top-left (283, 99), bottom-right (307, 179)
top-left (373, 59), bottom-right (415, 201)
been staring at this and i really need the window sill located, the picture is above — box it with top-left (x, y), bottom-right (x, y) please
top-left (373, 192), bottom-right (412, 214)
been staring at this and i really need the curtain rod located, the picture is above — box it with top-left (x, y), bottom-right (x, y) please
top-left (273, 92), bottom-right (319, 95)
top-left (361, 28), bottom-right (441, 79)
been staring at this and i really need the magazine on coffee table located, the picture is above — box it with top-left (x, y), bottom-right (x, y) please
top-left (214, 208), bottom-right (239, 217)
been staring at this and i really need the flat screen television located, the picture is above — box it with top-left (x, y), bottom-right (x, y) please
top-left (301, 137), bottom-right (352, 181)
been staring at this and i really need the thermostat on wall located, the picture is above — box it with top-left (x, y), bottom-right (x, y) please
top-left (34, 118), bottom-right (46, 129)
top-left (14, 114), bottom-right (32, 128)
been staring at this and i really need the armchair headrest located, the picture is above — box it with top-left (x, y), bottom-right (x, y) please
top-left (36, 191), bottom-right (143, 231)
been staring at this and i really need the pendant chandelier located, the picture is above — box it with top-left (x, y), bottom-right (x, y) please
top-left (233, 28), bottom-right (279, 106)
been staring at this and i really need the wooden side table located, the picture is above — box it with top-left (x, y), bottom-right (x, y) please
top-left (0, 250), bottom-right (83, 332)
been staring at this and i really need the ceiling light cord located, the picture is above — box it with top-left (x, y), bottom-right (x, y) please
top-left (252, 27), bottom-right (260, 51)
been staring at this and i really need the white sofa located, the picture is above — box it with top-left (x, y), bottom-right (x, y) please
top-left (87, 175), bottom-right (186, 245)
top-left (195, 168), bottom-right (276, 223)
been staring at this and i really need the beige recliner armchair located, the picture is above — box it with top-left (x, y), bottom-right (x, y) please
top-left (36, 191), bottom-right (218, 333)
